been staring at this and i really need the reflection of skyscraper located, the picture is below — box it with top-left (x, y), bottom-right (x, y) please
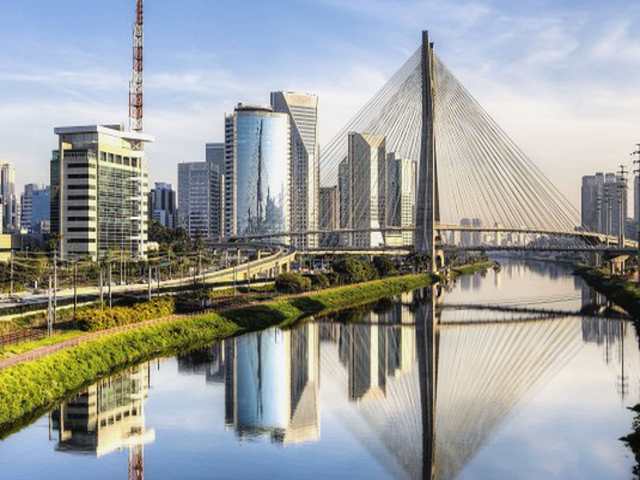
top-left (50, 363), bottom-right (155, 470)
top-left (337, 305), bottom-right (416, 402)
top-left (228, 325), bottom-right (320, 444)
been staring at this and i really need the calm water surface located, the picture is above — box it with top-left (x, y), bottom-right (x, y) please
top-left (1, 260), bottom-right (638, 479)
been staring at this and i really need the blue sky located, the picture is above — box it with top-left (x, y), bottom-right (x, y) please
top-left (1, 0), bottom-right (640, 206)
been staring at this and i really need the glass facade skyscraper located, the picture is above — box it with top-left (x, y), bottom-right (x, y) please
top-left (224, 104), bottom-right (290, 237)
top-left (270, 92), bottom-right (320, 249)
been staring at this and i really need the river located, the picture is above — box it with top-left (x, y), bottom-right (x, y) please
top-left (0, 260), bottom-right (638, 479)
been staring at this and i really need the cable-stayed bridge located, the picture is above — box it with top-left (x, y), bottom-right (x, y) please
top-left (221, 31), bottom-right (635, 265)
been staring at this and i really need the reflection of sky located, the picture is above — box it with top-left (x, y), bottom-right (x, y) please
top-left (459, 337), bottom-right (636, 479)
top-left (1, 260), bottom-right (639, 479)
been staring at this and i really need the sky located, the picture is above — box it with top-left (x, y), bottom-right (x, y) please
top-left (1, 0), bottom-right (639, 209)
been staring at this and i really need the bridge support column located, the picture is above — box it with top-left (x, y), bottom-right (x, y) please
top-left (415, 30), bottom-right (440, 273)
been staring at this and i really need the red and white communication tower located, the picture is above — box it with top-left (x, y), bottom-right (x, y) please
top-left (129, 0), bottom-right (144, 132)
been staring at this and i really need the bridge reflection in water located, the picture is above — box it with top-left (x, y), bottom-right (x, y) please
top-left (41, 273), bottom-right (638, 480)
top-left (173, 281), bottom-right (635, 480)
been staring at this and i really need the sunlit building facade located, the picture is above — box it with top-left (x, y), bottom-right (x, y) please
top-left (346, 132), bottom-right (386, 248)
top-left (52, 125), bottom-right (153, 260)
top-left (271, 92), bottom-right (320, 249)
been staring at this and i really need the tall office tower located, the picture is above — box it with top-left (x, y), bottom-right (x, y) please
top-left (224, 104), bottom-right (290, 238)
top-left (52, 125), bottom-right (153, 260)
top-left (206, 143), bottom-right (225, 240)
top-left (149, 182), bottom-right (177, 229)
top-left (178, 162), bottom-right (210, 239)
top-left (581, 173), bottom-right (604, 231)
top-left (20, 184), bottom-right (50, 234)
top-left (338, 157), bottom-right (351, 246)
top-left (603, 173), bottom-right (627, 237)
top-left (581, 172), bottom-right (627, 236)
top-left (386, 153), bottom-right (416, 246)
top-left (270, 92), bottom-right (320, 249)
top-left (319, 186), bottom-right (339, 247)
top-left (0, 162), bottom-right (18, 233)
top-left (348, 132), bottom-right (386, 248)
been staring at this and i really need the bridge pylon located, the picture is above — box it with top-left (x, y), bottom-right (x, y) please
top-left (415, 31), bottom-right (442, 272)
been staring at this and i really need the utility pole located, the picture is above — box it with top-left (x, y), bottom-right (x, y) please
top-left (53, 248), bottom-right (57, 325)
top-left (9, 255), bottom-right (14, 297)
top-left (73, 261), bottom-right (78, 320)
top-left (147, 261), bottom-right (152, 300)
top-left (632, 145), bottom-right (640, 278)
top-left (99, 265), bottom-right (104, 308)
top-left (108, 261), bottom-right (113, 308)
top-left (618, 164), bottom-right (628, 248)
top-left (47, 275), bottom-right (53, 336)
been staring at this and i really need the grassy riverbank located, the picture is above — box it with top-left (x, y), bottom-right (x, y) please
top-left (451, 261), bottom-right (496, 276)
top-left (0, 273), bottom-right (435, 433)
top-left (574, 266), bottom-right (640, 317)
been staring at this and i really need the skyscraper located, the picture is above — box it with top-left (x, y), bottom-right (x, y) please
top-left (270, 92), bottom-right (320, 249)
top-left (338, 157), bottom-right (350, 246)
top-left (178, 162), bottom-right (210, 239)
top-left (20, 184), bottom-right (50, 234)
top-left (347, 132), bottom-right (386, 248)
top-left (52, 125), bottom-right (153, 260)
top-left (0, 162), bottom-right (18, 233)
top-left (206, 143), bottom-right (225, 240)
top-left (581, 172), bottom-right (627, 236)
top-left (224, 104), bottom-right (290, 238)
top-left (149, 182), bottom-right (177, 229)
top-left (386, 153), bottom-right (416, 246)
top-left (319, 186), bottom-right (339, 247)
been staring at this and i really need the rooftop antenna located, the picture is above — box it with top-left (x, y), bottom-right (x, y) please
top-left (129, 0), bottom-right (144, 132)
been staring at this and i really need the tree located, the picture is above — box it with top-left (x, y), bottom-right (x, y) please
top-left (275, 272), bottom-right (311, 293)
top-left (373, 256), bottom-right (398, 277)
top-left (331, 256), bottom-right (378, 284)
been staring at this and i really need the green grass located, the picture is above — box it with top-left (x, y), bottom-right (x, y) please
top-left (0, 273), bottom-right (435, 434)
top-left (451, 261), bottom-right (495, 276)
top-left (0, 330), bottom-right (85, 359)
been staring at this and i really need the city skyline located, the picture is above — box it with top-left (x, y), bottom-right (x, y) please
top-left (1, 0), bottom-right (640, 208)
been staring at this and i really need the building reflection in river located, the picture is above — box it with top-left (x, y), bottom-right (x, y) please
top-left (50, 363), bottom-right (155, 478)
top-left (226, 324), bottom-right (321, 444)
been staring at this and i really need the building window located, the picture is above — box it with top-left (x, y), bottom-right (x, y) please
top-left (68, 227), bottom-right (96, 232)
top-left (67, 238), bottom-right (96, 244)
top-left (68, 185), bottom-right (95, 190)
top-left (68, 206), bottom-right (90, 211)
top-left (67, 195), bottom-right (96, 201)
top-left (68, 174), bottom-right (96, 179)
top-left (68, 163), bottom-right (95, 169)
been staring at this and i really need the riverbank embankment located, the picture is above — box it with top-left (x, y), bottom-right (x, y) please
top-left (0, 273), bottom-right (436, 433)
top-left (574, 266), bottom-right (640, 317)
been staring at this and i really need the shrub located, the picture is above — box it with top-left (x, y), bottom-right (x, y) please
top-left (373, 256), bottom-right (398, 277)
top-left (309, 273), bottom-right (331, 290)
top-left (275, 272), bottom-right (311, 294)
top-left (75, 297), bottom-right (176, 331)
top-left (331, 257), bottom-right (378, 284)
